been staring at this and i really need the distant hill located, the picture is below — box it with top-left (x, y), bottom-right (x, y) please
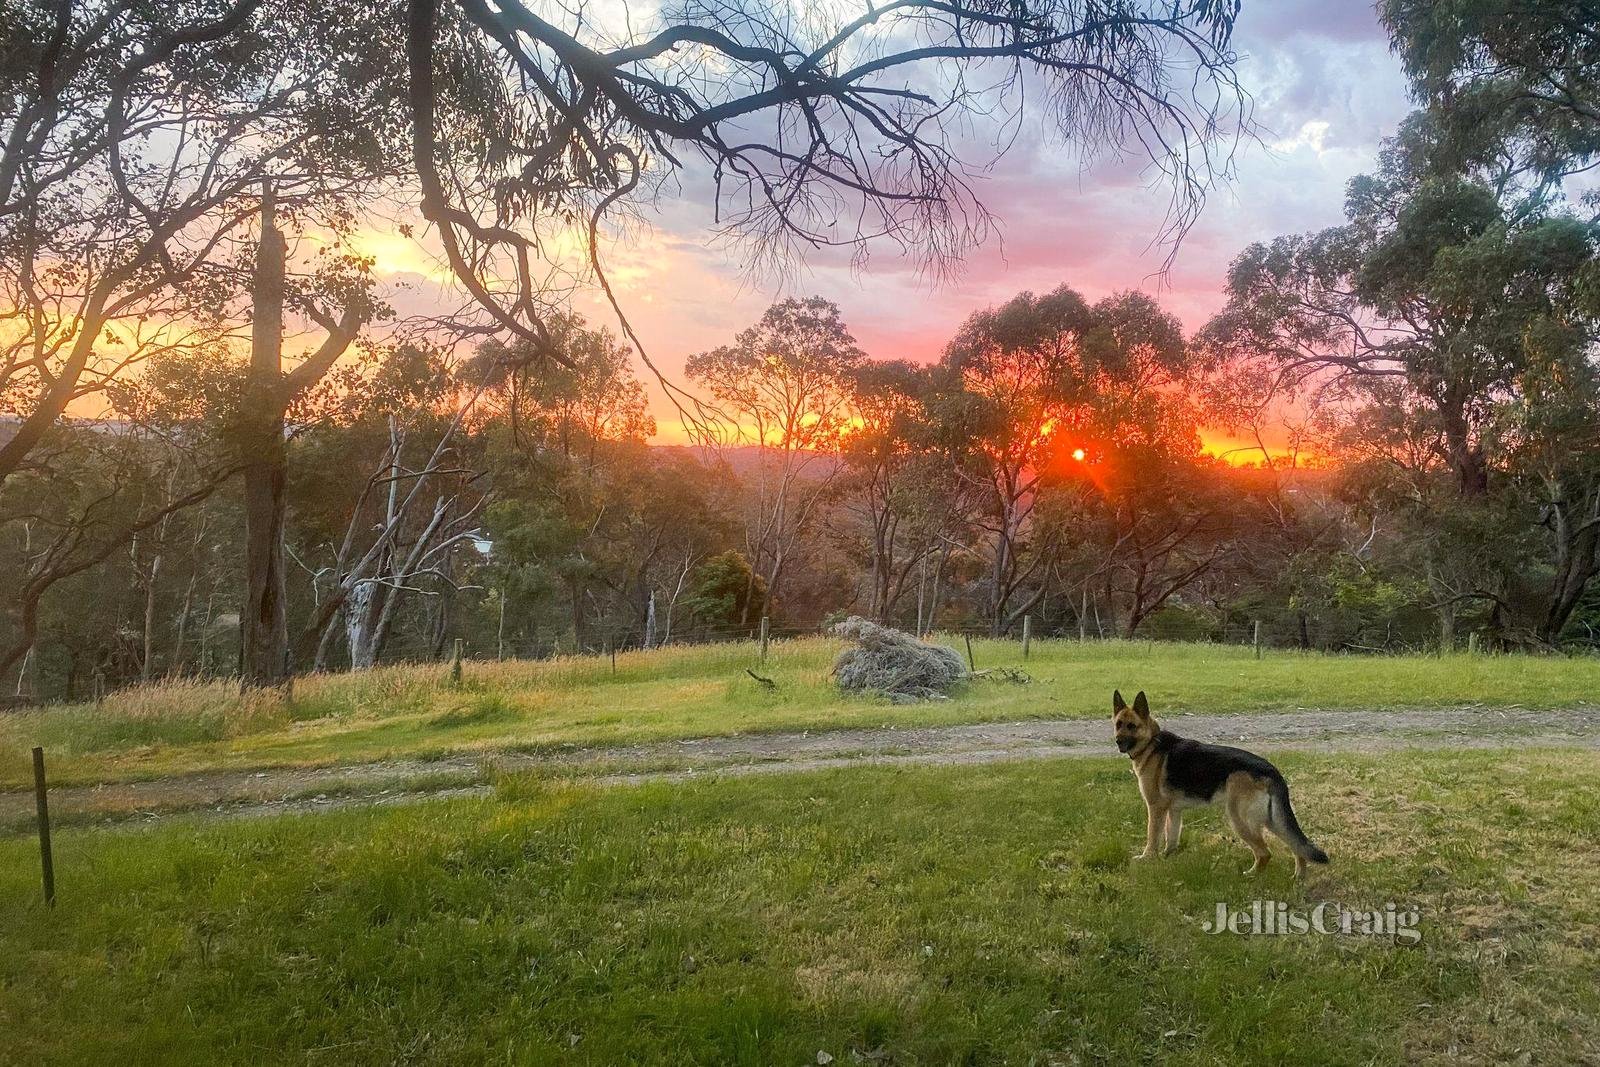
top-left (653, 443), bottom-right (842, 477)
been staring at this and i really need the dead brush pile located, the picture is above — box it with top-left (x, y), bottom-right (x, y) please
top-left (830, 616), bottom-right (967, 702)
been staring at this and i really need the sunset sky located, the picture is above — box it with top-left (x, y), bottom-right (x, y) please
top-left (359, 0), bottom-right (1411, 451)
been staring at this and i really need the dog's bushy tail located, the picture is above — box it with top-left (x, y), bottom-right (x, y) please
top-left (1268, 781), bottom-right (1329, 865)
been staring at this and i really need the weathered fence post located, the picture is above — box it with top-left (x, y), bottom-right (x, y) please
top-left (1467, 632), bottom-right (1480, 656)
top-left (450, 638), bottom-right (464, 685)
top-left (496, 590), bottom-right (507, 661)
top-left (32, 747), bottom-right (54, 907)
top-left (759, 616), bottom-right (770, 663)
top-left (965, 633), bottom-right (976, 672)
top-left (1022, 615), bottom-right (1032, 660)
top-left (1253, 620), bottom-right (1263, 660)
top-left (93, 669), bottom-right (105, 708)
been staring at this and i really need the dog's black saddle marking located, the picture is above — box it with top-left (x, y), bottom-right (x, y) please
top-left (1152, 730), bottom-right (1285, 802)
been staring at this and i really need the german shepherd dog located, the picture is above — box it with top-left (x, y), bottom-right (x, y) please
top-left (1113, 690), bottom-right (1329, 877)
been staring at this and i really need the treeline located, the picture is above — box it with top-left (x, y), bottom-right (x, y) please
top-left (9, 233), bottom-right (1600, 703)
top-left (7, 2), bottom-right (1600, 702)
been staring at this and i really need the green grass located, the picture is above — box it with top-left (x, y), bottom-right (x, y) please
top-left (3, 751), bottom-right (1597, 1064)
top-left (4, 636), bottom-right (1600, 789)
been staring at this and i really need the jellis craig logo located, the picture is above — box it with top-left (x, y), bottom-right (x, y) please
top-left (1202, 900), bottom-right (1422, 944)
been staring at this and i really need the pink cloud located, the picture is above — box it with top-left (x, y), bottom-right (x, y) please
top-left (364, 3), bottom-right (1414, 443)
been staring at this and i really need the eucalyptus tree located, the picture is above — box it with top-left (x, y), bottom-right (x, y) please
top-left (0, 1), bottom-right (420, 686)
top-left (836, 359), bottom-right (965, 627)
top-left (687, 297), bottom-right (864, 622)
top-left (0, 0), bottom-right (419, 482)
top-left (1201, 107), bottom-right (1600, 644)
top-left (940, 286), bottom-right (1197, 634)
top-left (1201, 115), bottom-right (1600, 499)
top-left (1381, 0), bottom-right (1600, 192)
top-left (940, 285), bottom-right (1094, 635)
top-left (477, 320), bottom-right (718, 654)
top-left (1375, 1), bottom-right (1600, 644)
top-left (285, 344), bottom-right (484, 670)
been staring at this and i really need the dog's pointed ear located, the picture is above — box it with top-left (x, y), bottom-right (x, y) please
top-left (1133, 691), bottom-right (1150, 718)
top-left (1113, 689), bottom-right (1127, 713)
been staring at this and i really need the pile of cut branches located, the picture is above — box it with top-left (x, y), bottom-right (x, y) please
top-left (830, 617), bottom-right (968, 703)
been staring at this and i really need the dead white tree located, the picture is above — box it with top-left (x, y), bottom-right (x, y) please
top-left (299, 377), bottom-right (494, 670)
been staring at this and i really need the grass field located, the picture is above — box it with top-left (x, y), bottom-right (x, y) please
top-left (4, 750), bottom-right (1598, 1064)
top-left (5, 637), bottom-right (1600, 789)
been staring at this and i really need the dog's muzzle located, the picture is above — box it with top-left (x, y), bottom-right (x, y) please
top-left (1115, 736), bottom-right (1135, 753)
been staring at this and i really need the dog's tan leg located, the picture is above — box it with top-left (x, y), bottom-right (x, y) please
top-left (1163, 808), bottom-right (1184, 856)
top-left (1136, 800), bottom-right (1164, 860)
top-left (1226, 788), bottom-right (1271, 875)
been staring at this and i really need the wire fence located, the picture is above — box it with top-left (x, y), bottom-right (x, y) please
top-left (360, 611), bottom-right (1520, 668)
top-left (19, 609), bottom-right (1574, 713)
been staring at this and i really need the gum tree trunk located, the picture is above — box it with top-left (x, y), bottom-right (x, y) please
top-left (240, 192), bottom-right (290, 689)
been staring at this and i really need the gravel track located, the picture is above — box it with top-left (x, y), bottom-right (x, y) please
top-left (5, 705), bottom-right (1596, 829)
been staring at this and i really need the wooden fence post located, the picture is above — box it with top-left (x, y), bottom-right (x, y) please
top-left (759, 616), bottom-right (770, 663)
top-left (965, 634), bottom-right (976, 672)
top-left (32, 747), bottom-right (54, 907)
top-left (497, 589), bottom-right (507, 661)
top-left (1022, 615), bottom-right (1032, 660)
top-left (1467, 632), bottom-right (1480, 656)
top-left (1253, 620), bottom-right (1263, 660)
top-left (450, 638), bottom-right (464, 685)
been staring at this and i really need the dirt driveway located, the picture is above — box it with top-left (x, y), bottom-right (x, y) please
top-left (4, 705), bottom-right (1596, 829)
